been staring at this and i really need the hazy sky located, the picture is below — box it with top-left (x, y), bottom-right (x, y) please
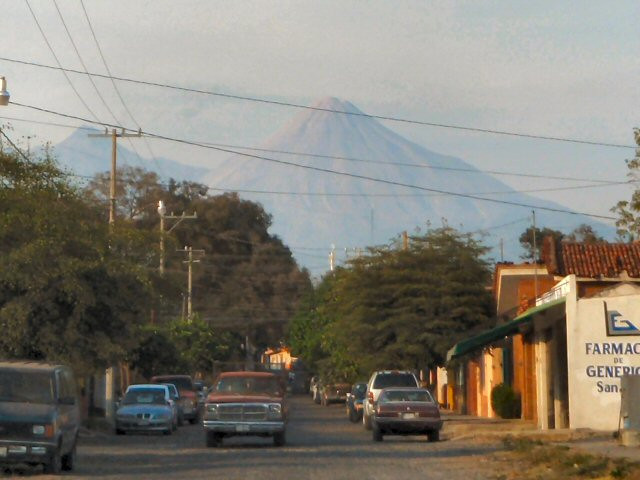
top-left (2, 0), bottom-right (639, 232)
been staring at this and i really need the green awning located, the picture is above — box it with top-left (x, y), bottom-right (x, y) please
top-left (446, 297), bottom-right (566, 361)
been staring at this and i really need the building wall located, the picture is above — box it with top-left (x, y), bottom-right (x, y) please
top-left (566, 282), bottom-right (640, 430)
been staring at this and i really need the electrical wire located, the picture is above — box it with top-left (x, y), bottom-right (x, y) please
top-left (8, 101), bottom-right (621, 221)
top-left (78, 0), bottom-right (165, 177)
top-left (22, 1), bottom-right (100, 122)
top-left (1, 55), bottom-right (635, 150)
top-left (0, 114), bottom-right (627, 185)
top-left (0, 127), bottom-right (32, 163)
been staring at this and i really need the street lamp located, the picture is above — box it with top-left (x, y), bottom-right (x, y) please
top-left (0, 77), bottom-right (9, 106)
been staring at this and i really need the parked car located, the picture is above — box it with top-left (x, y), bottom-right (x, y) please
top-left (115, 384), bottom-right (174, 435)
top-left (0, 361), bottom-right (80, 474)
top-left (150, 375), bottom-right (199, 424)
top-left (346, 382), bottom-right (368, 422)
top-left (362, 370), bottom-right (420, 430)
top-left (319, 382), bottom-right (351, 406)
top-left (164, 383), bottom-right (183, 427)
top-left (203, 371), bottom-right (287, 448)
top-left (371, 388), bottom-right (442, 442)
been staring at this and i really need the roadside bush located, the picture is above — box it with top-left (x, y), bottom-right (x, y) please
top-left (491, 383), bottom-right (521, 419)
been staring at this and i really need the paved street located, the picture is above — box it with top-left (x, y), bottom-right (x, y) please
top-left (4, 396), bottom-right (501, 479)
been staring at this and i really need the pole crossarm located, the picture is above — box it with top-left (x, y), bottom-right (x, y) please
top-left (88, 128), bottom-right (142, 225)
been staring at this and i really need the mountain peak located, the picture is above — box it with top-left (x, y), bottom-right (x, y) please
top-left (312, 97), bottom-right (362, 115)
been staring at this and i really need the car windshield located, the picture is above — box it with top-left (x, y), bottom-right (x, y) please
top-left (153, 377), bottom-right (193, 391)
top-left (215, 377), bottom-right (281, 395)
top-left (123, 389), bottom-right (167, 405)
top-left (380, 390), bottom-right (434, 403)
top-left (0, 370), bottom-right (55, 404)
top-left (165, 384), bottom-right (179, 398)
top-left (372, 373), bottom-right (417, 389)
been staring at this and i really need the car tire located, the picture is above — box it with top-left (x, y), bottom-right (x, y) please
top-left (115, 428), bottom-right (125, 435)
top-left (189, 417), bottom-right (198, 425)
top-left (44, 450), bottom-right (62, 474)
top-left (61, 442), bottom-right (76, 471)
top-left (363, 412), bottom-right (372, 430)
top-left (273, 431), bottom-right (286, 447)
top-left (205, 431), bottom-right (222, 448)
top-left (178, 413), bottom-right (184, 427)
top-left (372, 425), bottom-right (383, 442)
top-left (427, 430), bottom-right (440, 442)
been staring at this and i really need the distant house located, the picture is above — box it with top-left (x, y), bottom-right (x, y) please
top-left (447, 238), bottom-right (640, 431)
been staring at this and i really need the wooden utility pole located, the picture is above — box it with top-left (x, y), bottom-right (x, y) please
top-left (179, 246), bottom-right (205, 322)
top-left (402, 231), bottom-right (409, 251)
top-left (88, 128), bottom-right (141, 224)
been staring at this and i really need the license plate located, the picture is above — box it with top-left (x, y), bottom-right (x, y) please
top-left (402, 413), bottom-right (417, 419)
top-left (235, 424), bottom-right (250, 432)
top-left (138, 420), bottom-right (150, 426)
top-left (0, 447), bottom-right (6, 457)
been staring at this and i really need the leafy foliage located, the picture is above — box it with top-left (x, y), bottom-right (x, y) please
top-left (491, 383), bottom-right (521, 419)
top-left (289, 227), bottom-right (495, 381)
top-left (0, 150), bottom-right (155, 375)
top-left (612, 128), bottom-right (640, 241)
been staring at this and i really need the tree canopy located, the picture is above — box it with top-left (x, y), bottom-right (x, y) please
top-left (288, 227), bottom-right (495, 381)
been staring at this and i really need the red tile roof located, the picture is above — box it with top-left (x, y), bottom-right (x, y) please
top-left (543, 236), bottom-right (640, 278)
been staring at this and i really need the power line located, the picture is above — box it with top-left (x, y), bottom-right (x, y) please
top-left (1, 55), bottom-right (635, 150)
top-left (7, 102), bottom-right (621, 221)
top-left (0, 114), bottom-right (627, 185)
top-left (22, 1), bottom-right (100, 122)
top-left (0, 127), bottom-right (32, 163)
top-left (52, 0), bottom-right (147, 170)
top-left (78, 0), bottom-right (164, 177)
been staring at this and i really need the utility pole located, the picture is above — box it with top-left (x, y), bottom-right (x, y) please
top-left (88, 128), bottom-right (141, 224)
top-left (87, 127), bottom-right (139, 427)
top-left (157, 201), bottom-right (197, 276)
top-left (500, 238), bottom-right (504, 263)
top-left (532, 210), bottom-right (538, 302)
top-left (329, 244), bottom-right (336, 271)
top-left (178, 246), bottom-right (205, 322)
top-left (402, 231), bottom-right (409, 251)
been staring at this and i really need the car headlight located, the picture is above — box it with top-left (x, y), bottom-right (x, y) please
top-left (204, 404), bottom-right (218, 420)
top-left (33, 424), bottom-right (55, 437)
top-left (268, 404), bottom-right (282, 419)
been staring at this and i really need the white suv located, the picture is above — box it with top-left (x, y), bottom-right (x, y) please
top-left (362, 370), bottom-right (419, 430)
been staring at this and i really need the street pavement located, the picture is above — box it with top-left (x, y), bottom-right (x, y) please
top-left (2, 395), bottom-right (503, 479)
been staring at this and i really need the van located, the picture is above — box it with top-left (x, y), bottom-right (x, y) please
top-left (0, 361), bottom-right (80, 474)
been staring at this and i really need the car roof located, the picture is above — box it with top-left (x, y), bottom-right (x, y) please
top-left (372, 370), bottom-right (415, 375)
top-left (0, 360), bottom-right (65, 373)
top-left (217, 371), bottom-right (277, 379)
top-left (127, 384), bottom-right (168, 391)
top-left (381, 387), bottom-right (426, 392)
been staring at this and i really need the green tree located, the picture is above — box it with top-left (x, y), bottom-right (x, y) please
top-left (565, 224), bottom-right (604, 243)
top-left (0, 149), bottom-right (156, 375)
top-left (291, 227), bottom-right (495, 380)
top-left (519, 226), bottom-right (564, 261)
top-left (612, 128), bottom-right (640, 241)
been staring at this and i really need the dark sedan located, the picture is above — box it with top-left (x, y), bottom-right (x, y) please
top-left (371, 388), bottom-right (442, 442)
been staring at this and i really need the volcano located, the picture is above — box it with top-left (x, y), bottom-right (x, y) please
top-left (204, 97), bottom-right (608, 271)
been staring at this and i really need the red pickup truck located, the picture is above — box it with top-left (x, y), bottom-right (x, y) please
top-left (203, 371), bottom-right (287, 447)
